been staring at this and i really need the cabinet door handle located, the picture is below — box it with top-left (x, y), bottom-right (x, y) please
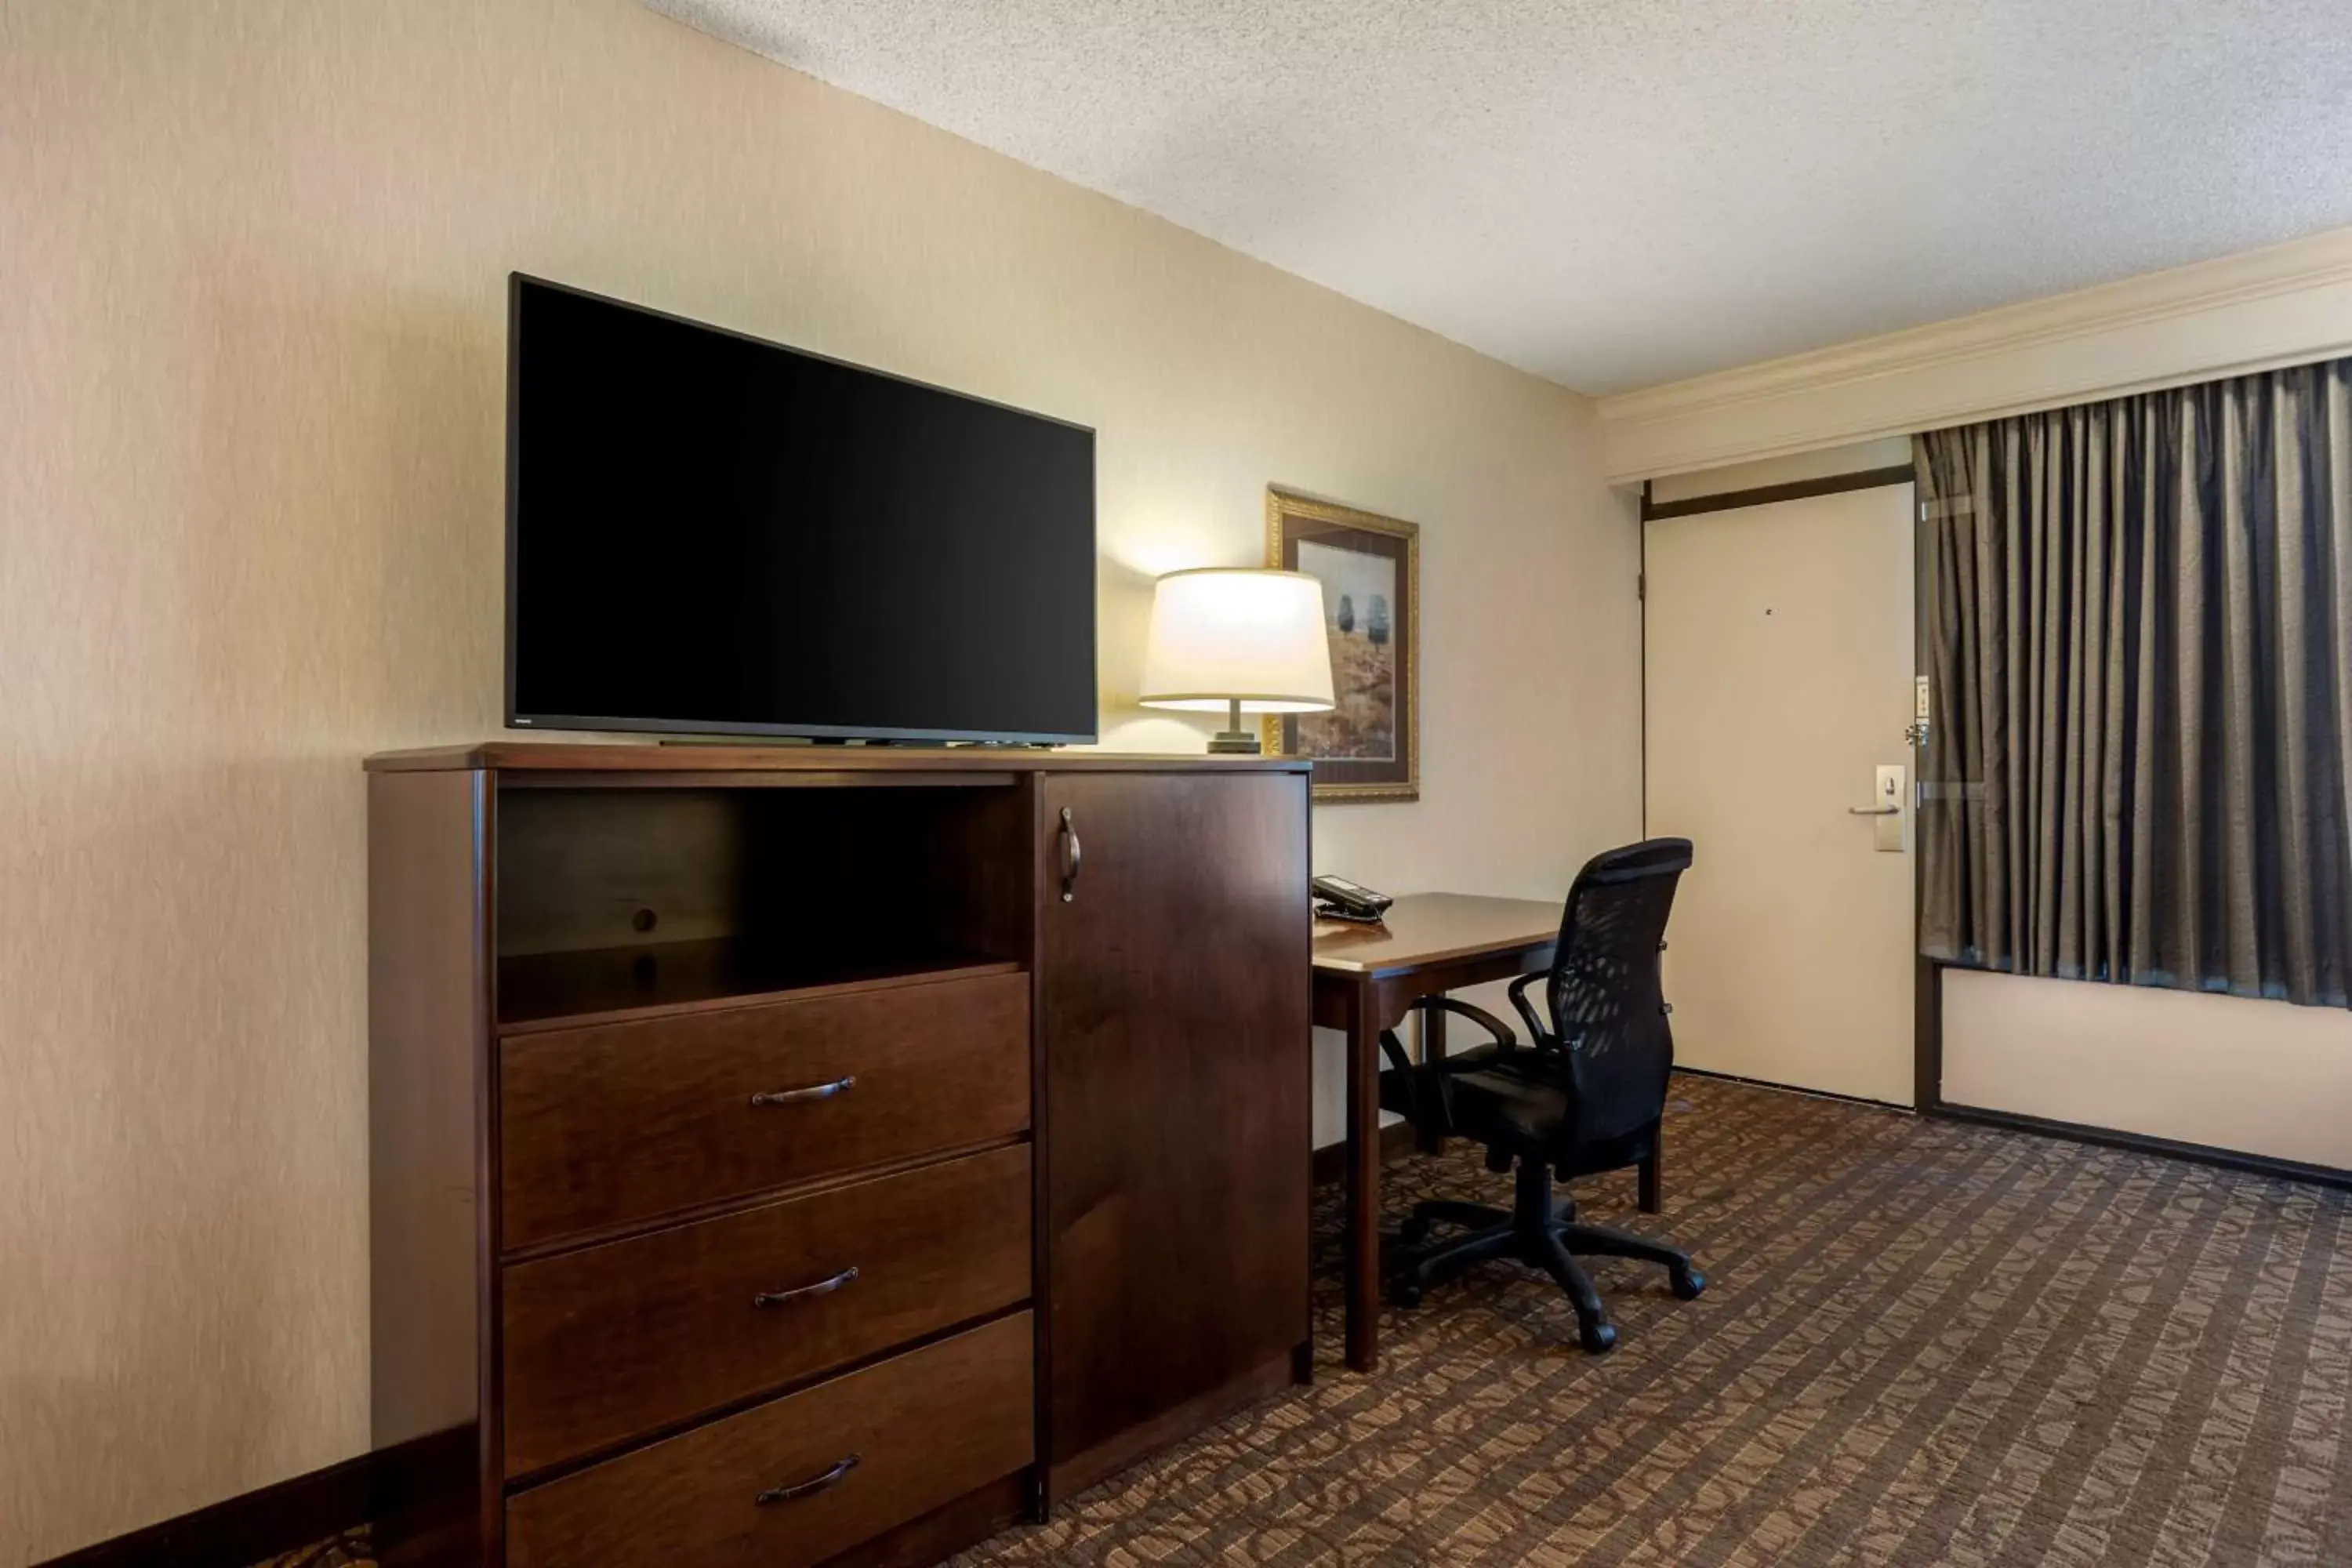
top-left (749, 1076), bottom-right (854, 1107)
top-left (755, 1452), bottom-right (861, 1506)
top-left (753, 1265), bottom-right (858, 1309)
top-left (1058, 806), bottom-right (1083, 903)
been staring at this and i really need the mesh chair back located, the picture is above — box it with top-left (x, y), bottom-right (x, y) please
top-left (1546, 838), bottom-right (1693, 1146)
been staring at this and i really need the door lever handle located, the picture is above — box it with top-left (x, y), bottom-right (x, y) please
top-left (1858, 764), bottom-right (1907, 851)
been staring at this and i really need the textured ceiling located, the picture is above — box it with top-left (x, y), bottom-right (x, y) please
top-left (648, 0), bottom-right (2352, 394)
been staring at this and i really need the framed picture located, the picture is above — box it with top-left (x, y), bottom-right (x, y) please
top-left (1263, 488), bottom-right (1419, 802)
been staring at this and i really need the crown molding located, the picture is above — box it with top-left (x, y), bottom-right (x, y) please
top-left (1599, 225), bottom-right (2352, 484)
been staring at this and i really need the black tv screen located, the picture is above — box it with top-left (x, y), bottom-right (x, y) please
top-left (506, 276), bottom-right (1098, 743)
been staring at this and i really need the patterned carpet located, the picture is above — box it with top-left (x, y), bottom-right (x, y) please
top-left (266, 1075), bottom-right (2352, 1566)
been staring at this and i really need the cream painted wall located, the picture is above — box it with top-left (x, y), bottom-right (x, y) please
top-left (1944, 971), bottom-right (2352, 1170)
top-left (0, 2), bottom-right (1636, 1558)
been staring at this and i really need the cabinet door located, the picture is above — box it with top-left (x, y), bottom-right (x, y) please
top-left (1037, 771), bottom-right (1311, 1485)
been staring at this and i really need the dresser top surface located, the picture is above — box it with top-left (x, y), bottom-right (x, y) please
top-left (365, 740), bottom-right (1312, 775)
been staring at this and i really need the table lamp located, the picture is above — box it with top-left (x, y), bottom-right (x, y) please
top-left (1138, 568), bottom-right (1335, 753)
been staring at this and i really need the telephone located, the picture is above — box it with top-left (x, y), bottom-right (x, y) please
top-left (1312, 874), bottom-right (1393, 924)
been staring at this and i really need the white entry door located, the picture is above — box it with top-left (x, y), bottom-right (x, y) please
top-left (1643, 482), bottom-right (1916, 1106)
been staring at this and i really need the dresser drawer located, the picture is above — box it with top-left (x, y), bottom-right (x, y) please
top-left (502, 1142), bottom-right (1032, 1477)
top-left (506, 1311), bottom-right (1034, 1568)
top-left (499, 971), bottom-right (1029, 1249)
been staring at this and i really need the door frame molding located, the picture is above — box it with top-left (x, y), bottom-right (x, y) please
top-left (1913, 484), bottom-right (1944, 1114)
top-left (1639, 465), bottom-right (1916, 523)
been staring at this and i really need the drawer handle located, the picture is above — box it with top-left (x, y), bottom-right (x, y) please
top-left (1058, 806), bottom-right (1082, 903)
top-left (756, 1452), bottom-right (861, 1506)
top-left (753, 1265), bottom-right (859, 1309)
top-left (749, 1076), bottom-right (855, 1108)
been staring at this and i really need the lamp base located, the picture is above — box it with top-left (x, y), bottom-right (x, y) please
top-left (1207, 698), bottom-right (1261, 755)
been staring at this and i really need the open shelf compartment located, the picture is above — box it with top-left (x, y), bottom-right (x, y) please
top-left (493, 780), bottom-right (1033, 1028)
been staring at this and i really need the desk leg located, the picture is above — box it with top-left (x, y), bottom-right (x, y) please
top-left (1344, 983), bottom-right (1382, 1374)
top-left (1416, 1002), bottom-right (1446, 1154)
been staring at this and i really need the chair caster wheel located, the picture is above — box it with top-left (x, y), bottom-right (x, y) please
top-left (1394, 1279), bottom-right (1424, 1309)
top-left (1671, 1268), bottom-right (1707, 1301)
top-left (1579, 1319), bottom-right (1618, 1354)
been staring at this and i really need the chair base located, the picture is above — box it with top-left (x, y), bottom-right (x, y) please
top-left (1392, 1158), bottom-right (1704, 1353)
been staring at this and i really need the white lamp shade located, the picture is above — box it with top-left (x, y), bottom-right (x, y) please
top-left (1138, 568), bottom-right (1336, 714)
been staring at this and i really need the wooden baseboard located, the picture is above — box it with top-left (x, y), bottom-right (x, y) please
top-left (1668, 1063), bottom-right (1911, 1112)
top-left (35, 1425), bottom-right (472, 1568)
top-left (1926, 1101), bottom-right (2352, 1192)
top-left (1309, 1121), bottom-right (1417, 1186)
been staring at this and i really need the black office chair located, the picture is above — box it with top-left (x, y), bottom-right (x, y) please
top-left (1377, 838), bottom-right (1704, 1352)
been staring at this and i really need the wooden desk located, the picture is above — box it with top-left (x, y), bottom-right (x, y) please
top-left (1313, 894), bottom-right (1567, 1373)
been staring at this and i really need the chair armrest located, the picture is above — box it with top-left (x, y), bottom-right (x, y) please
top-left (1408, 994), bottom-right (1518, 1055)
top-left (1379, 998), bottom-right (1512, 1135)
top-left (1377, 1028), bottom-right (1415, 1076)
top-left (1506, 975), bottom-right (1556, 1049)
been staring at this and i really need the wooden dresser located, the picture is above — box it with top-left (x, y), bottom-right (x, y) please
top-left (366, 743), bottom-right (1311, 1567)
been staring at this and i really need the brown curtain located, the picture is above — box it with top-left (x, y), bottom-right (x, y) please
top-left (1917, 356), bottom-right (2352, 1007)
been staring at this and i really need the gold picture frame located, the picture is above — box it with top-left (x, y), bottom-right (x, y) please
top-left (1262, 488), bottom-right (1421, 802)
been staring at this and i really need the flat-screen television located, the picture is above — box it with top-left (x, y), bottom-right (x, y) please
top-left (506, 275), bottom-right (1097, 744)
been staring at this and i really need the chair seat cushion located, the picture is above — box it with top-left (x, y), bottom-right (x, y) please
top-left (1380, 1044), bottom-right (1655, 1176)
